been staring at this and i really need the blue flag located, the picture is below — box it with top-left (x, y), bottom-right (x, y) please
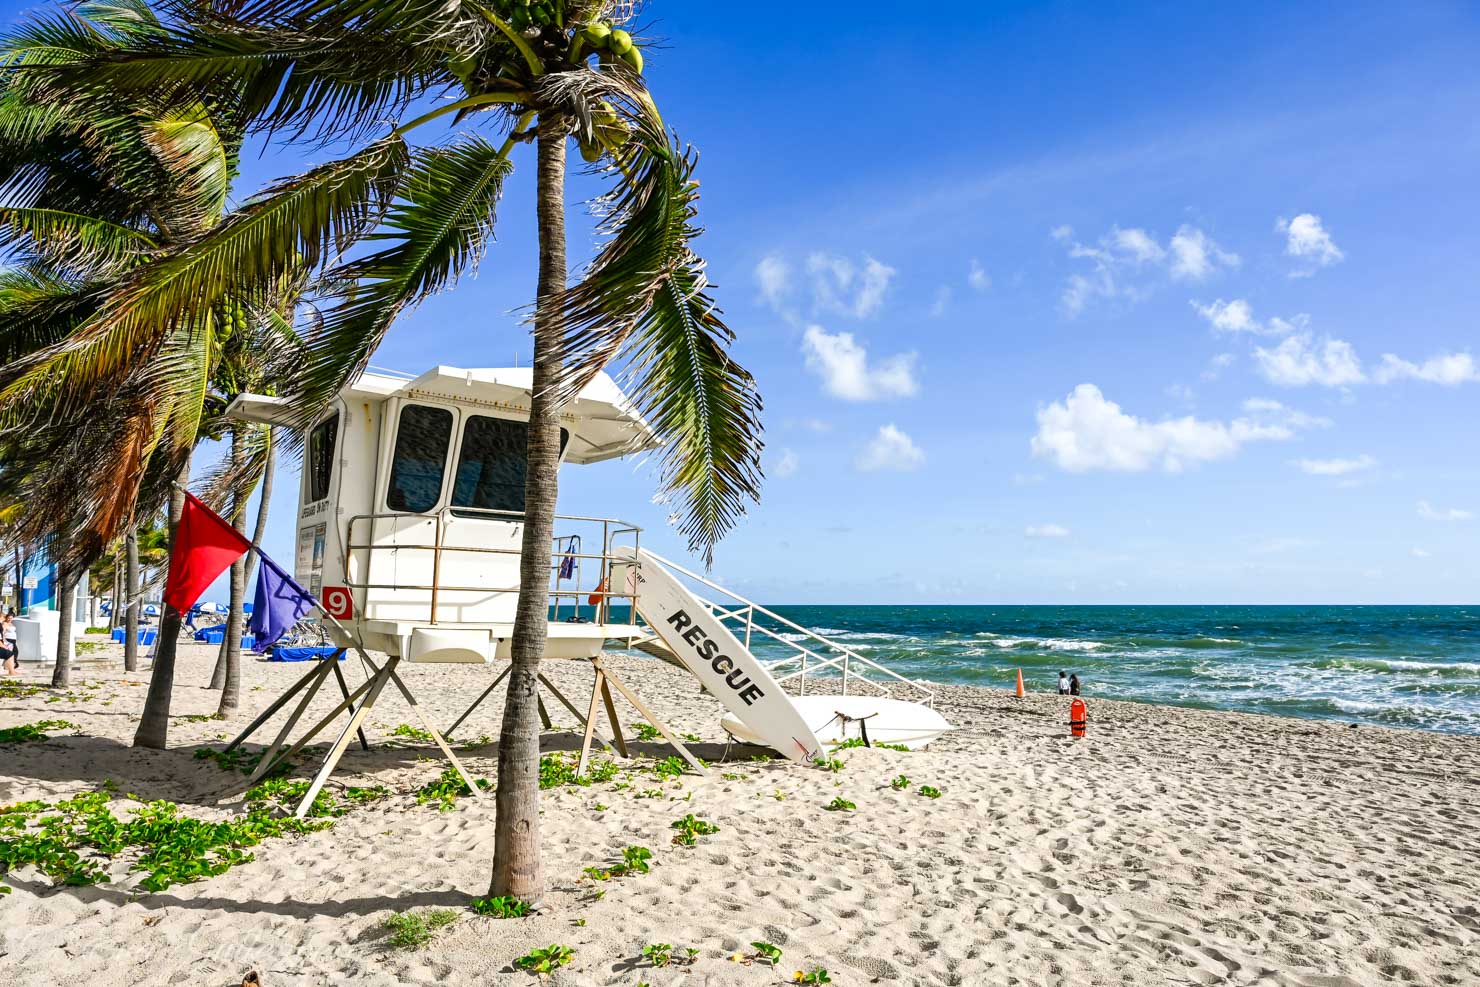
top-left (249, 550), bottom-right (316, 653)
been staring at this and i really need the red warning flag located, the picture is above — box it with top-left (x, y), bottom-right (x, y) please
top-left (162, 492), bottom-right (252, 612)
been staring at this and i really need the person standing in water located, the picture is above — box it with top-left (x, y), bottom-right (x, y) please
top-left (1057, 671), bottom-right (1070, 695)
top-left (1069, 673), bottom-right (1081, 696)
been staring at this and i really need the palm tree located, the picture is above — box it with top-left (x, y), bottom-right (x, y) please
top-left (0, 2), bottom-right (287, 741)
top-left (12, 0), bottom-right (763, 901)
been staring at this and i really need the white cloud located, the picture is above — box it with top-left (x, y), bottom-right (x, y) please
top-left (806, 253), bottom-right (895, 318)
top-left (754, 254), bottom-right (790, 308)
top-left (1240, 398), bottom-right (1331, 429)
top-left (968, 259), bottom-right (991, 291)
top-left (801, 418), bottom-right (833, 433)
top-left (1374, 352), bottom-right (1480, 385)
top-left (1277, 213), bottom-right (1344, 273)
top-left (1110, 227), bottom-right (1165, 264)
top-left (856, 424), bottom-right (925, 472)
top-left (1169, 225), bottom-right (1240, 281)
top-left (1294, 454), bottom-right (1376, 476)
top-left (1031, 384), bottom-right (1312, 473)
top-left (1057, 224), bottom-right (1235, 314)
top-left (1254, 333), bottom-right (1365, 387)
top-left (1201, 352), bottom-right (1236, 381)
top-left (801, 326), bottom-right (918, 401)
top-left (774, 448), bottom-right (799, 478)
top-left (1417, 500), bottom-right (1473, 522)
top-left (1191, 298), bottom-right (1304, 336)
top-left (1411, 547), bottom-right (1431, 558)
top-left (1025, 523), bottom-right (1070, 538)
top-left (929, 285), bottom-right (951, 317)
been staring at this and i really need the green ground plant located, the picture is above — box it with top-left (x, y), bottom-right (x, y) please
top-left (891, 775), bottom-right (911, 790)
top-left (825, 797), bottom-right (856, 812)
top-left (581, 845), bottom-right (653, 882)
top-left (414, 768), bottom-right (489, 810)
top-left (795, 967), bottom-right (832, 984)
top-left (0, 720), bottom-right (77, 744)
top-left (813, 757), bottom-right (845, 773)
top-left (642, 942), bottom-right (673, 967)
top-left (751, 941), bottom-right (783, 966)
top-left (389, 723), bottom-right (433, 743)
top-left (539, 752), bottom-right (619, 789)
top-left (382, 908), bottom-right (458, 949)
top-left (670, 813), bottom-right (720, 847)
top-left (919, 785), bottom-right (943, 799)
top-left (513, 944), bottom-right (574, 974)
top-left (471, 894), bottom-right (530, 918)
top-left (0, 785), bottom-right (338, 893)
top-left (632, 723), bottom-right (662, 741)
top-left (651, 755), bottom-right (688, 779)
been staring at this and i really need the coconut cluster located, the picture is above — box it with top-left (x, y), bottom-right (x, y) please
top-left (580, 21), bottom-right (644, 73)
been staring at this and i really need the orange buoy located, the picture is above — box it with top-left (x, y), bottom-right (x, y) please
top-left (587, 577), bottom-right (608, 607)
top-left (1069, 698), bottom-right (1087, 738)
top-left (1015, 668), bottom-right (1026, 698)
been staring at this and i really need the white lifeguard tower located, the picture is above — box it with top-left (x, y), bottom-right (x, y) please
top-left (223, 366), bottom-right (948, 817)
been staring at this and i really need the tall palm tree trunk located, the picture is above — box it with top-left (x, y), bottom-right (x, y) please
top-left (209, 426), bottom-right (273, 693)
top-left (111, 559), bottom-right (122, 630)
top-left (491, 119), bottom-right (567, 903)
top-left (133, 459), bottom-right (191, 749)
top-left (216, 426), bottom-right (252, 716)
top-left (50, 562), bottom-right (73, 687)
top-left (124, 528), bottom-right (140, 672)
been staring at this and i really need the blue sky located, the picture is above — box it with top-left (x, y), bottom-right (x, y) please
top-left (11, 1), bottom-right (1480, 603)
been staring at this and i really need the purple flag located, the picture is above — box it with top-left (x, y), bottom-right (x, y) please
top-left (249, 550), bottom-right (316, 653)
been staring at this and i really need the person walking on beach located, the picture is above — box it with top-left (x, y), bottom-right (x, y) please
top-left (1069, 673), bottom-right (1081, 696)
top-left (1058, 671), bottom-right (1070, 695)
top-left (2, 613), bottom-right (17, 674)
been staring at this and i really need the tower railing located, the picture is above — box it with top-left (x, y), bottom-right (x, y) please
top-left (634, 551), bottom-right (936, 708)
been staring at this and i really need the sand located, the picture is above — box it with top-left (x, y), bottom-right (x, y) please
top-left (1, 638), bottom-right (1477, 986)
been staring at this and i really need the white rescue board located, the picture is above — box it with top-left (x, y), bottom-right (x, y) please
top-left (721, 695), bottom-right (952, 751)
top-left (612, 548), bottom-right (824, 764)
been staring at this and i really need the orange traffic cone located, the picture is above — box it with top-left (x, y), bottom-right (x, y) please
top-left (1015, 668), bottom-right (1025, 698)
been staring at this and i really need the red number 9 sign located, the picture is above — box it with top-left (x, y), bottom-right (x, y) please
top-left (321, 586), bottom-right (353, 621)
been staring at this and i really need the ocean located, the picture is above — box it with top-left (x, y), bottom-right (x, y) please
top-left (738, 605), bottom-right (1480, 736)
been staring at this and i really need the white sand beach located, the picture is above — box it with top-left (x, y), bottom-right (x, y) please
top-left (2, 640), bottom-right (1477, 986)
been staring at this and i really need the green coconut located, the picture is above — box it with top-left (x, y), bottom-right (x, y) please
top-left (607, 29), bottom-right (633, 56)
top-left (582, 22), bottom-right (611, 48)
top-left (620, 45), bottom-right (643, 73)
top-left (579, 138), bottom-right (603, 163)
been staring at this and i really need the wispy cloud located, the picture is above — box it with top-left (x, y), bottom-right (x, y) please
top-left (1056, 223), bottom-right (1238, 315)
top-left (1374, 352), bottom-right (1480, 385)
top-left (801, 326), bottom-right (918, 401)
top-left (806, 252), bottom-right (895, 318)
top-left (1025, 523), bottom-right (1070, 538)
top-left (1417, 500), bottom-right (1473, 522)
top-left (754, 254), bottom-right (790, 308)
top-left (1294, 454), bottom-right (1376, 476)
top-left (968, 258), bottom-right (991, 291)
top-left (856, 424), bottom-right (925, 473)
top-left (1192, 298), bottom-right (1305, 336)
top-left (774, 449), bottom-right (799, 478)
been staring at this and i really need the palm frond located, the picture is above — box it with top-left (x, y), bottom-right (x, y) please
top-left (0, 135), bottom-right (409, 426)
top-left (295, 134), bottom-right (513, 419)
top-left (0, 269), bottom-right (101, 362)
top-left (0, 206), bottom-right (155, 275)
top-left (557, 107), bottom-right (763, 562)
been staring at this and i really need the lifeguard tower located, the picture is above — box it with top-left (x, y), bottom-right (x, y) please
top-left (224, 366), bottom-right (949, 817)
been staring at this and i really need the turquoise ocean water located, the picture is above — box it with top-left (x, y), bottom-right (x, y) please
top-left (732, 605), bottom-right (1480, 736)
